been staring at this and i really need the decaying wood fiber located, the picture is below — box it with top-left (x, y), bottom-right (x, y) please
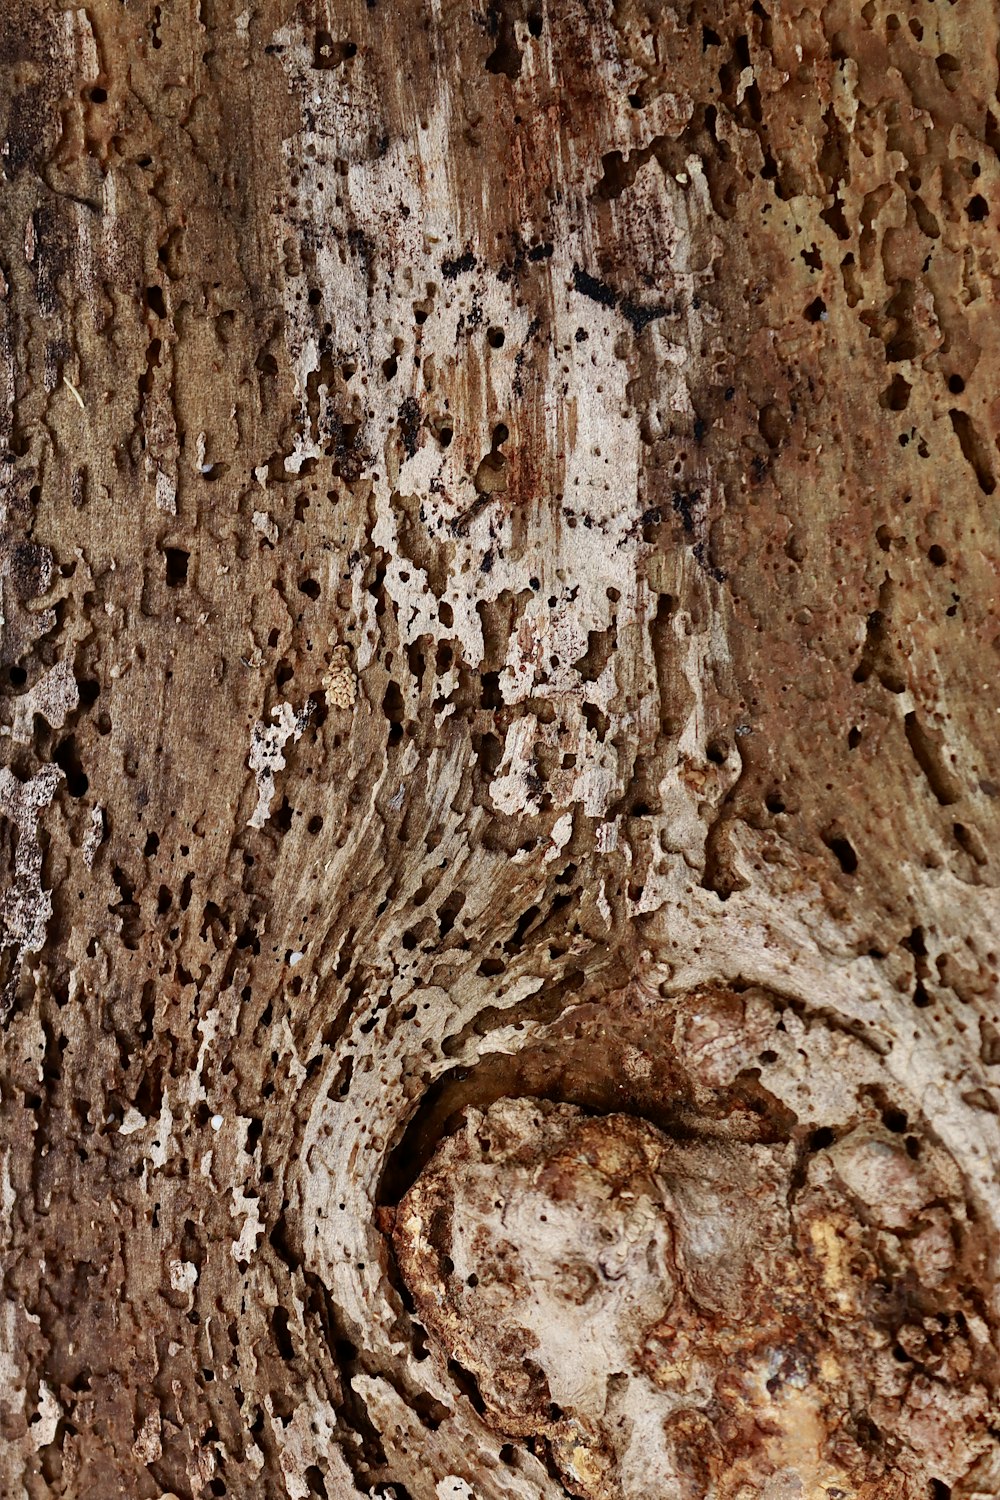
top-left (0, 0), bottom-right (998, 1496)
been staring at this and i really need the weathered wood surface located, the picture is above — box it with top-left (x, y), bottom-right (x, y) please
top-left (1, 0), bottom-right (998, 1496)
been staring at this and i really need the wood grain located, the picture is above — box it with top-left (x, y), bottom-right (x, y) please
top-left (0, 1), bottom-right (998, 1495)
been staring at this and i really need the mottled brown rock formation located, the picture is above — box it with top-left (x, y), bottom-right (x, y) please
top-left (0, 0), bottom-right (998, 1497)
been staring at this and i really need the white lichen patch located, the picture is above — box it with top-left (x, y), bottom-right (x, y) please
top-left (268, 19), bottom-right (717, 831)
top-left (7, 658), bottom-right (78, 744)
top-left (252, 508), bottom-right (278, 544)
top-left (230, 1186), bottom-right (263, 1263)
top-left (154, 468), bottom-right (177, 515)
top-left (266, 1386), bottom-right (362, 1500)
top-left (0, 764), bottom-right (62, 1001)
top-left (118, 1107), bottom-right (147, 1136)
top-left (31, 1380), bottom-right (60, 1449)
top-left (131, 1411), bottom-right (162, 1465)
top-left (82, 804), bottom-right (105, 868)
top-left (247, 700), bottom-right (312, 829)
top-left (168, 1259), bottom-right (198, 1294)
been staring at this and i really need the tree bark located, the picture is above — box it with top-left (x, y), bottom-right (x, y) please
top-left (1, 0), bottom-right (998, 1497)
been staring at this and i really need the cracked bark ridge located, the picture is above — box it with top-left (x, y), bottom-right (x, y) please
top-left (1, 0), bottom-right (999, 1496)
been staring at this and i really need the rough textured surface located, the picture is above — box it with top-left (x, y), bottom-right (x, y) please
top-left (395, 1025), bottom-right (996, 1498)
top-left (0, 0), bottom-right (998, 1497)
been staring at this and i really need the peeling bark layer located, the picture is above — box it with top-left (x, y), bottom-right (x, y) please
top-left (0, 1), bottom-right (999, 1497)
